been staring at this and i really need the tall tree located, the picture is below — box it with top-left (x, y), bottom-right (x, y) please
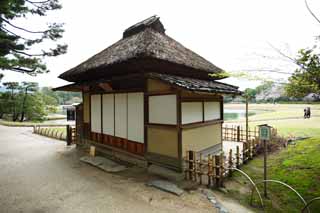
top-left (19, 81), bottom-right (38, 121)
top-left (0, 0), bottom-right (66, 75)
top-left (285, 1), bottom-right (320, 99)
top-left (2, 81), bottom-right (20, 120)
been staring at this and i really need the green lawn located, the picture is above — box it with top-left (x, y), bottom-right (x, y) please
top-left (224, 103), bottom-right (320, 212)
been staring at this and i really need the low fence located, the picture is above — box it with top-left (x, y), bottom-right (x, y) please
top-left (33, 125), bottom-right (76, 144)
top-left (184, 139), bottom-right (259, 187)
top-left (222, 124), bottom-right (279, 142)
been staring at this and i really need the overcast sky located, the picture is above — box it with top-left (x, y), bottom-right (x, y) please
top-left (1, 0), bottom-right (320, 90)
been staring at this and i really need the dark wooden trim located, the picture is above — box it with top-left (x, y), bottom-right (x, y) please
top-left (89, 93), bottom-right (92, 136)
top-left (146, 123), bottom-right (177, 129)
top-left (181, 119), bottom-right (223, 129)
top-left (220, 99), bottom-right (224, 120)
top-left (180, 97), bottom-right (222, 102)
top-left (113, 94), bottom-right (115, 136)
top-left (146, 91), bottom-right (176, 96)
top-left (202, 101), bottom-right (205, 121)
top-left (85, 139), bottom-right (146, 160)
top-left (177, 90), bottom-right (182, 164)
top-left (88, 133), bottom-right (145, 156)
top-left (143, 77), bottom-right (148, 154)
top-left (90, 89), bottom-right (143, 95)
top-left (100, 94), bottom-right (103, 134)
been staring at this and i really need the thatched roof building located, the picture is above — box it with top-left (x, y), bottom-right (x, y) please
top-left (56, 16), bottom-right (241, 172)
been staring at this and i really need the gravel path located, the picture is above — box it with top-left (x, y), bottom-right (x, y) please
top-left (0, 125), bottom-right (214, 213)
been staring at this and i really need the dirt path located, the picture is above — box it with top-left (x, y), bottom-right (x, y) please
top-left (0, 125), bottom-right (214, 213)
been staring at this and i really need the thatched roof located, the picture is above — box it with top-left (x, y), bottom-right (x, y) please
top-left (148, 73), bottom-right (241, 95)
top-left (59, 16), bottom-right (226, 82)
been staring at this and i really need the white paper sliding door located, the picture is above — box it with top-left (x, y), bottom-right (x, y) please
top-left (90, 94), bottom-right (101, 133)
top-left (115, 93), bottom-right (127, 138)
top-left (149, 94), bottom-right (177, 125)
top-left (128, 93), bottom-right (144, 143)
top-left (102, 94), bottom-right (114, 135)
top-left (204, 101), bottom-right (220, 121)
top-left (181, 102), bottom-right (203, 124)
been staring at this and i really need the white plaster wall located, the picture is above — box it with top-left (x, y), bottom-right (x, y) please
top-left (90, 94), bottom-right (101, 133)
top-left (149, 94), bottom-right (177, 125)
top-left (181, 102), bottom-right (203, 124)
top-left (102, 94), bottom-right (114, 135)
top-left (127, 93), bottom-right (144, 143)
top-left (204, 101), bottom-right (220, 121)
top-left (115, 93), bottom-right (127, 138)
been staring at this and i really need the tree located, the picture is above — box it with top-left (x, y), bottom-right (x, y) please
top-left (19, 81), bottom-right (38, 121)
top-left (2, 81), bottom-right (20, 120)
top-left (284, 1), bottom-right (320, 99)
top-left (285, 49), bottom-right (320, 98)
top-left (0, 0), bottom-right (67, 75)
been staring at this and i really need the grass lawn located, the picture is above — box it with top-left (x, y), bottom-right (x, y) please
top-left (224, 103), bottom-right (320, 212)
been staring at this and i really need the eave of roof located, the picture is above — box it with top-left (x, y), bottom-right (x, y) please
top-left (147, 73), bottom-right (242, 95)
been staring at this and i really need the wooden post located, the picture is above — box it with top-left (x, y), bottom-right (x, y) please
top-left (220, 153), bottom-right (224, 187)
top-left (243, 142), bottom-right (247, 164)
top-left (215, 155), bottom-right (220, 187)
top-left (246, 96), bottom-right (249, 142)
top-left (249, 139), bottom-right (253, 159)
top-left (66, 125), bottom-right (71, 145)
top-left (207, 154), bottom-right (212, 187)
top-left (237, 126), bottom-right (240, 142)
top-left (199, 153), bottom-right (202, 185)
top-left (193, 151), bottom-right (197, 182)
top-left (185, 151), bottom-right (188, 180)
top-left (236, 145), bottom-right (240, 168)
top-left (188, 150), bottom-right (193, 180)
top-left (264, 139), bottom-right (268, 198)
top-left (228, 149), bottom-right (233, 177)
top-left (212, 155), bottom-right (216, 187)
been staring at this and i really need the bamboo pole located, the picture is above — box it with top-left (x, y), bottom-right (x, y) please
top-left (228, 149), bottom-right (233, 177)
top-left (236, 145), bottom-right (240, 168)
top-left (208, 154), bottom-right (212, 187)
top-left (199, 153), bottom-right (202, 185)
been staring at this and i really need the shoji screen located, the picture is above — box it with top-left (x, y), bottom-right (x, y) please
top-left (90, 94), bottom-right (101, 133)
top-left (102, 94), bottom-right (114, 135)
top-left (149, 94), bottom-right (177, 125)
top-left (204, 101), bottom-right (221, 121)
top-left (127, 93), bottom-right (144, 143)
top-left (181, 102), bottom-right (203, 124)
top-left (115, 93), bottom-right (127, 138)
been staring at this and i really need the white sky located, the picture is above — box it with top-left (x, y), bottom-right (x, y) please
top-left (1, 0), bottom-right (320, 90)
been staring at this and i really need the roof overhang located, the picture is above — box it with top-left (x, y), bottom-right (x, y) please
top-left (52, 83), bottom-right (86, 92)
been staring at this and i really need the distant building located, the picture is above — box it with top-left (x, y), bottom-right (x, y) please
top-left (54, 16), bottom-right (241, 171)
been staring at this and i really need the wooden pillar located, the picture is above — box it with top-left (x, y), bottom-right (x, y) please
top-left (228, 149), bottom-right (233, 177)
top-left (246, 96), bottom-right (249, 142)
top-left (66, 125), bottom-right (71, 145)
top-left (237, 126), bottom-right (240, 142)
top-left (236, 145), bottom-right (240, 168)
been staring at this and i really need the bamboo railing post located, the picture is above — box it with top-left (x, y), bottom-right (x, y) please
top-left (212, 155), bottom-right (216, 187)
top-left (199, 153), bottom-right (203, 185)
top-left (249, 139), bottom-right (253, 159)
top-left (193, 151), bottom-right (197, 182)
top-left (185, 151), bottom-right (188, 180)
top-left (237, 126), bottom-right (240, 142)
top-left (228, 149), bottom-right (233, 177)
top-left (236, 145), bottom-right (240, 168)
top-left (215, 155), bottom-right (220, 187)
top-left (219, 153), bottom-right (224, 187)
top-left (188, 151), bottom-right (193, 181)
top-left (207, 154), bottom-right (212, 187)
